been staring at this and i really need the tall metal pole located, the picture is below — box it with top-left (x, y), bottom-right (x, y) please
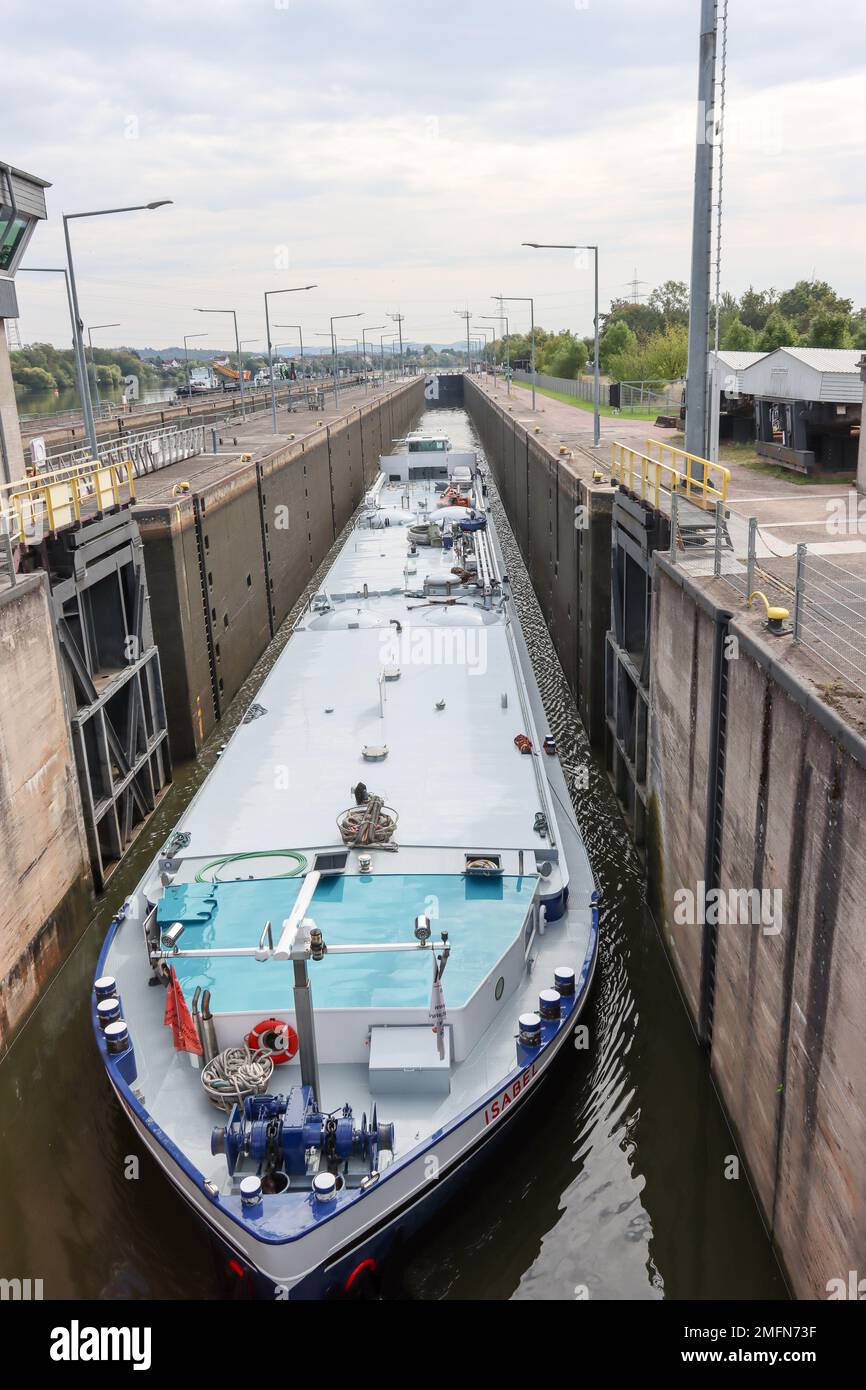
top-left (88, 327), bottom-right (101, 420)
top-left (275, 324), bottom-right (308, 405)
top-left (455, 310), bottom-right (471, 374)
top-left (265, 294), bottom-right (276, 431)
top-left (232, 310), bottom-right (246, 421)
top-left (684, 0), bottom-right (718, 461)
top-left (389, 312), bottom-right (405, 377)
top-left (63, 216), bottom-right (99, 456)
top-left (87, 323), bottom-right (120, 421)
top-left (592, 246), bottom-right (601, 448)
top-left (522, 245), bottom-right (599, 439)
top-left (19, 267), bottom-right (87, 423)
top-left (529, 297), bottom-right (536, 412)
top-left (63, 200), bottom-right (172, 457)
top-left (184, 331), bottom-right (208, 394)
top-left (362, 325), bottom-right (385, 395)
top-left (497, 296), bottom-right (536, 411)
top-left (265, 285), bottom-right (316, 432)
top-left (329, 312), bottom-right (362, 408)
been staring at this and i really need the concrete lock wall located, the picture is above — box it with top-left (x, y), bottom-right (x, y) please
top-left (137, 380), bottom-right (424, 759)
top-left (0, 576), bottom-right (92, 1056)
top-left (463, 378), bottom-right (612, 745)
top-left (648, 558), bottom-right (866, 1300)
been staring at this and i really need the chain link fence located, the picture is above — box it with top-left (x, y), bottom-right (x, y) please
top-left (618, 380), bottom-right (684, 414)
top-left (793, 551), bottom-right (866, 692)
top-left (514, 370), bottom-right (611, 404)
top-left (672, 497), bottom-right (866, 695)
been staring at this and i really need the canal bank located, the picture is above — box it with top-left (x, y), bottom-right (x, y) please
top-left (462, 374), bottom-right (865, 1301)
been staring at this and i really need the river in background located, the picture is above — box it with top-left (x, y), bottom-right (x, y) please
top-left (0, 405), bottom-right (786, 1301)
top-left (17, 383), bottom-right (179, 421)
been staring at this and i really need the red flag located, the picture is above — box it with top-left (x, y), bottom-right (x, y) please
top-left (163, 966), bottom-right (203, 1054)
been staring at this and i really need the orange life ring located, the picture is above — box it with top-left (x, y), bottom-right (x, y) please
top-left (245, 1017), bottom-right (298, 1065)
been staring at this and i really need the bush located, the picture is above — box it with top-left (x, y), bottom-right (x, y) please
top-left (12, 364), bottom-right (56, 391)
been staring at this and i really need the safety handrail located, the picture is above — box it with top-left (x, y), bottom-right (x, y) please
top-left (644, 438), bottom-right (729, 504)
top-left (0, 457), bottom-right (136, 544)
top-left (610, 438), bottom-right (729, 510)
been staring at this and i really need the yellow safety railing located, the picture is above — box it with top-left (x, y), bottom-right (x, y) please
top-left (643, 438), bottom-right (729, 505)
top-left (610, 438), bottom-right (729, 511)
top-left (0, 457), bottom-right (136, 544)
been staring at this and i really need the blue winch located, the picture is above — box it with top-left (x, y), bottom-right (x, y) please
top-left (212, 1086), bottom-right (395, 1179)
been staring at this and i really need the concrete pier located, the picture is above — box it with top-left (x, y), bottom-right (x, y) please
top-left (0, 576), bottom-right (91, 1055)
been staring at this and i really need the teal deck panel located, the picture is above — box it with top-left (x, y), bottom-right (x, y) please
top-left (157, 874), bottom-right (534, 1011)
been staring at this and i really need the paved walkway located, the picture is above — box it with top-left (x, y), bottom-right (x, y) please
top-left (473, 375), bottom-right (866, 579)
top-left (133, 378), bottom-right (413, 504)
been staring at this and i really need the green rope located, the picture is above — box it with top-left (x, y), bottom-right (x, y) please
top-left (195, 850), bottom-right (308, 884)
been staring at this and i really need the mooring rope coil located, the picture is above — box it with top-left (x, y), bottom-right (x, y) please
top-left (201, 1045), bottom-right (275, 1111)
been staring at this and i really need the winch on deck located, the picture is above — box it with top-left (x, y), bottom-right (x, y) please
top-left (212, 1087), bottom-right (395, 1185)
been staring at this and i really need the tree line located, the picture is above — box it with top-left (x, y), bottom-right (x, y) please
top-left (491, 277), bottom-right (865, 384)
top-left (10, 343), bottom-right (176, 395)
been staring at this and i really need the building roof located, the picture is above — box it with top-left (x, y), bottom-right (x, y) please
top-left (740, 347), bottom-right (864, 404)
top-left (0, 163), bottom-right (51, 190)
top-left (709, 350), bottom-right (766, 371)
top-left (775, 347), bottom-right (863, 373)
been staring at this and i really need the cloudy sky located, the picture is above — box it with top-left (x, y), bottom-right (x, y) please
top-left (7, 0), bottom-right (866, 351)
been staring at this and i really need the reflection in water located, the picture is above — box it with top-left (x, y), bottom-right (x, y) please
top-left (0, 405), bottom-right (785, 1300)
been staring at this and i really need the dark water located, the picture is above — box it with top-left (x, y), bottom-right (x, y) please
top-left (0, 406), bottom-right (786, 1301)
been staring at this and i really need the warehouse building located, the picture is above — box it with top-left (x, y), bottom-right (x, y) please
top-left (740, 347), bottom-right (862, 473)
top-left (708, 348), bottom-right (766, 444)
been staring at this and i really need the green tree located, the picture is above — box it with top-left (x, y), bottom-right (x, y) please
top-left (776, 279), bottom-right (853, 336)
top-left (757, 311), bottom-right (799, 352)
top-left (12, 364), bottom-right (56, 391)
top-left (721, 317), bottom-right (758, 351)
top-left (602, 299), bottom-right (664, 340)
top-left (807, 310), bottom-right (852, 348)
top-left (539, 330), bottom-right (587, 379)
top-left (850, 309), bottom-right (866, 350)
top-left (738, 286), bottom-right (777, 331)
top-left (647, 280), bottom-right (690, 326)
top-left (599, 320), bottom-right (637, 371)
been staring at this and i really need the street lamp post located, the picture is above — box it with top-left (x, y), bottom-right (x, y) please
top-left (472, 325), bottom-right (494, 378)
top-left (183, 332), bottom-right (208, 394)
top-left (341, 338), bottom-right (362, 383)
top-left (264, 284), bottom-right (316, 433)
top-left (362, 326), bottom-right (385, 393)
top-left (487, 303), bottom-right (511, 394)
top-left (388, 312), bottom-right (405, 378)
top-left (478, 315), bottom-right (505, 390)
top-left (273, 324), bottom-right (308, 405)
top-left (523, 241), bottom-right (600, 447)
top-left (63, 199), bottom-right (172, 455)
top-left (87, 322), bottom-right (120, 419)
top-left (496, 295), bottom-right (536, 410)
top-left (329, 313), bottom-right (363, 408)
top-left (454, 309), bottom-right (472, 374)
top-left (240, 339), bottom-right (261, 397)
top-left (379, 334), bottom-right (391, 388)
top-left (195, 306), bottom-right (246, 421)
top-left (19, 266), bottom-right (88, 418)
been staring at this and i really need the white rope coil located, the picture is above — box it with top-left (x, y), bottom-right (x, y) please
top-left (201, 1046), bottom-right (274, 1111)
